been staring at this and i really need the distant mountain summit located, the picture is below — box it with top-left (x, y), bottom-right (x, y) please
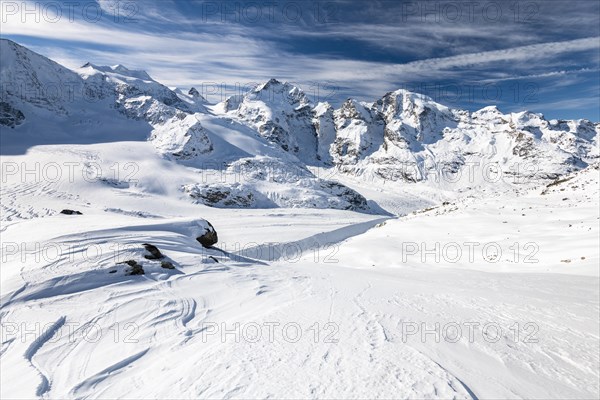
top-left (216, 79), bottom-right (320, 164)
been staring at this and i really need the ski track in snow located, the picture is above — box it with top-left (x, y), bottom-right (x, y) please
top-left (23, 316), bottom-right (66, 397)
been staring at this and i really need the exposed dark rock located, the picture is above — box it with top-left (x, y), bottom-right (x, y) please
top-left (182, 183), bottom-right (267, 208)
top-left (121, 260), bottom-right (144, 275)
top-left (319, 181), bottom-right (369, 211)
top-left (60, 209), bottom-right (83, 215)
top-left (142, 243), bottom-right (164, 260)
top-left (160, 260), bottom-right (175, 269)
top-left (0, 102), bottom-right (25, 127)
top-left (196, 221), bottom-right (218, 248)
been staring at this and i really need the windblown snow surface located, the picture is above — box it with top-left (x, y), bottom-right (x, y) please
top-left (1, 39), bottom-right (599, 399)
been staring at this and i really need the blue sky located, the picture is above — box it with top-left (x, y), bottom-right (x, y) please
top-left (2, 0), bottom-right (599, 120)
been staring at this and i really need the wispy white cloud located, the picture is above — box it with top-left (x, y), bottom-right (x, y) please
top-left (477, 68), bottom-right (600, 84)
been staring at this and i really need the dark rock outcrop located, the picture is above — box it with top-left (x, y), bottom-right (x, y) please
top-left (60, 209), bottom-right (83, 215)
top-left (142, 243), bottom-right (164, 260)
top-left (0, 102), bottom-right (25, 127)
top-left (196, 221), bottom-right (218, 248)
top-left (122, 260), bottom-right (144, 275)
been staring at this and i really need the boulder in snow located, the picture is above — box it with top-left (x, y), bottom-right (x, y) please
top-left (60, 209), bottom-right (83, 215)
top-left (142, 243), bottom-right (164, 260)
top-left (196, 221), bottom-right (218, 248)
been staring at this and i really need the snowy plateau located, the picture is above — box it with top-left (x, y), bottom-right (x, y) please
top-left (0, 38), bottom-right (599, 399)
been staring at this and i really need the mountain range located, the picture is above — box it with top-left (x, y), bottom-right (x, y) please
top-left (2, 38), bottom-right (598, 212)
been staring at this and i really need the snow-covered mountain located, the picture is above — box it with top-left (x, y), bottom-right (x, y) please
top-left (1, 39), bottom-right (200, 156)
top-left (328, 91), bottom-right (598, 186)
top-left (219, 82), bottom-right (598, 187)
top-left (0, 39), bottom-right (372, 213)
top-left (2, 38), bottom-right (598, 204)
top-left (215, 79), bottom-right (322, 164)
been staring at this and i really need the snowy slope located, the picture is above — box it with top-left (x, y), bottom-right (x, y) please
top-left (1, 157), bottom-right (598, 398)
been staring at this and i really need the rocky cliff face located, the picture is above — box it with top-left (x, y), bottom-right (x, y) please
top-left (217, 79), bottom-right (321, 164)
top-left (312, 102), bottom-right (337, 165)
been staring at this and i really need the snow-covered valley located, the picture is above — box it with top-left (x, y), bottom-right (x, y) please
top-left (1, 38), bottom-right (599, 399)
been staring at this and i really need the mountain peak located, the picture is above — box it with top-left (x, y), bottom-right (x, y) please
top-left (313, 102), bottom-right (333, 116)
top-left (78, 63), bottom-right (152, 81)
top-left (246, 79), bottom-right (310, 108)
top-left (388, 88), bottom-right (429, 97)
top-left (381, 89), bottom-right (446, 108)
top-left (472, 105), bottom-right (505, 120)
top-left (478, 105), bottom-right (501, 112)
top-left (186, 87), bottom-right (208, 104)
top-left (255, 78), bottom-right (289, 93)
